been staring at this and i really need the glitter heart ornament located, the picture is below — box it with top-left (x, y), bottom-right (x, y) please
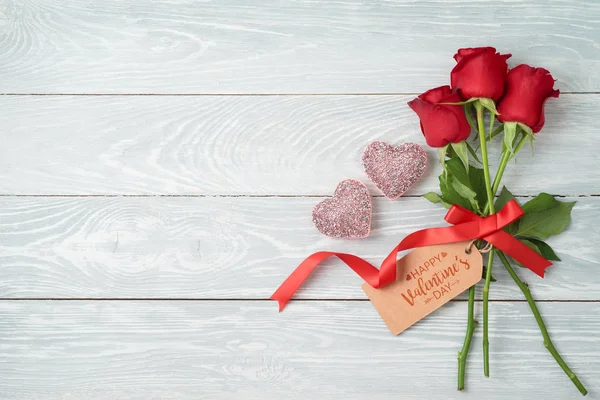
top-left (362, 141), bottom-right (428, 200)
top-left (312, 179), bottom-right (372, 239)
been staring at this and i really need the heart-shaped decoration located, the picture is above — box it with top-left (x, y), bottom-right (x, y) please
top-left (362, 141), bottom-right (427, 199)
top-left (312, 179), bottom-right (372, 239)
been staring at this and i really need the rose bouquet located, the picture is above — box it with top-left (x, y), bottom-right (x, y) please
top-left (410, 47), bottom-right (586, 394)
top-left (271, 46), bottom-right (587, 395)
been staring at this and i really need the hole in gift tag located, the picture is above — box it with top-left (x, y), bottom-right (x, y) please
top-left (362, 241), bottom-right (483, 335)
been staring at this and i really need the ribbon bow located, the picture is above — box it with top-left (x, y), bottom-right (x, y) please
top-left (271, 199), bottom-right (551, 311)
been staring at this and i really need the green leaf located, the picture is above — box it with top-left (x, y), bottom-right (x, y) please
top-left (478, 98), bottom-right (499, 115)
top-left (450, 141), bottom-right (469, 172)
top-left (445, 157), bottom-right (469, 183)
top-left (442, 155), bottom-right (486, 213)
top-left (449, 174), bottom-right (479, 211)
top-left (521, 193), bottom-right (557, 214)
top-left (423, 192), bottom-right (441, 203)
top-left (503, 122), bottom-right (518, 155)
top-left (468, 166), bottom-right (487, 214)
top-left (423, 192), bottom-right (451, 209)
top-left (495, 186), bottom-right (516, 210)
top-left (436, 155), bottom-right (486, 213)
top-left (439, 171), bottom-right (472, 211)
top-left (494, 186), bottom-right (520, 235)
top-left (437, 144), bottom-right (449, 170)
top-left (465, 141), bottom-right (481, 164)
top-left (515, 194), bottom-right (576, 240)
top-left (521, 238), bottom-right (561, 261)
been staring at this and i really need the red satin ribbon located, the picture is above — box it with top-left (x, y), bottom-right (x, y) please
top-left (271, 199), bottom-right (551, 311)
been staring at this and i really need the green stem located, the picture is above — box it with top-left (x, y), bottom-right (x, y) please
top-left (476, 104), bottom-right (495, 211)
top-left (457, 285), bottom-right (476, 390)
top-left (496, 251), bottom-right (588, 396)
top-left (457, 105), bottom-right (492, 389)
top-left (491, 149), bottom-right (511, 196)
top-left (476, 102), bottom-right (496, 377)
top-left (483, 134), bottom-right (528, 215)
top-left (482, 250), bottom-right (494, 377)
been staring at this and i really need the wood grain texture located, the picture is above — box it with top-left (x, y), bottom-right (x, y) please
top-left (0, 1), bottom-right (599, 94)
top-left (0, 300), bottom-right (597, 399)
top-left (0, 196), bottom-right (597, 299)
top-left (0, 94), bottom-right (596, 195)
top-left (2, 1), bottom-right (598, 398)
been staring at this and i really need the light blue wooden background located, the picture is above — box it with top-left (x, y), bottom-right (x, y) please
top-left (0, 0), bottom-right (599, 399)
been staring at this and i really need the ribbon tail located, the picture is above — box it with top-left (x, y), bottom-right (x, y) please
top-left (270, 251), bottom-right (334, 312)
top-left (486, 231), bottom-right (552, 277)
top-left (270, 251), bottom-right (382, 311)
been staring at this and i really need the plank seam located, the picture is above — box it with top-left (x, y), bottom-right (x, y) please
top-left (1, 298), bottom-right (598, 302)
top-left (0, 194), bottom-right (598, 198)
top-left (1, 92), bottom-right (598, 96)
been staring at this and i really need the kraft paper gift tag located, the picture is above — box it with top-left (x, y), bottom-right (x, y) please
top-left (362, 241), bottom-right (483, 335)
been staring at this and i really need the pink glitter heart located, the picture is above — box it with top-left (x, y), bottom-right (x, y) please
top-left (362, 141), bottom-right (427, 200)
top-left (312, 179), bottom-right (372, 239)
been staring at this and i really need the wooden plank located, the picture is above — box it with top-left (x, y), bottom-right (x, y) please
top-left (0, 300), bottom-right (596, 399)
top-left (1, 0), bottom-right (598, 93)
top-left (0, 196), bottom-right (596, 300)
top-left (0, 94), bottom-right (595, 196)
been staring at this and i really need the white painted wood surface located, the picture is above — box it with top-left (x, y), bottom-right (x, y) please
top-left (0, 94), bottom-right (595, 195)
top-left (0, 301), bottom-right (597, 400)
top-left (1, 0), bottom-right (599, 398)
top-left (0, 196), bottom-right (597, 300)
top-left (0, 0), bottom-right (598, 93)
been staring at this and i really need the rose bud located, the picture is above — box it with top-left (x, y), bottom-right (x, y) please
top-left (497, 64), bottom-right (559, 133)
top-left (451, 47), bottom-right (512, 100)
top-left (408, 85), bottom-right (471, 148)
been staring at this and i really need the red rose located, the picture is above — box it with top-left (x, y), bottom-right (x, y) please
top-left (451, 47), bottom-right (511, 100)
top-left (408, 85), bottom-right (471, 148)
top-left (497, 64), bottom-right (559, 133)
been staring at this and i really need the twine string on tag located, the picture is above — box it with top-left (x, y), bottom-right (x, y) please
top-left (465, 240), bottom-right (493, 254)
